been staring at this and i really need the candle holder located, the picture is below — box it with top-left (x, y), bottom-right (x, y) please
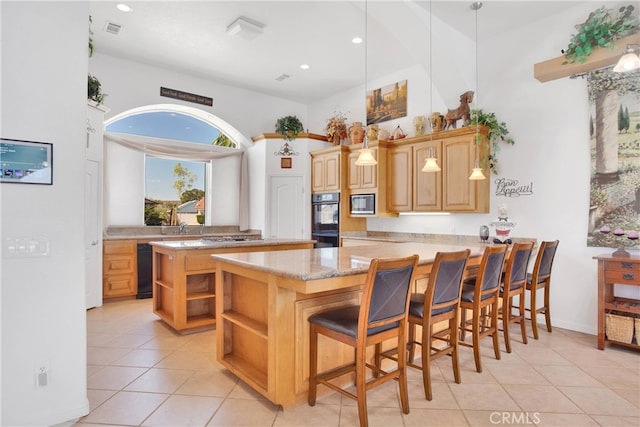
top-left (599, 226), bottom-right (639, 257)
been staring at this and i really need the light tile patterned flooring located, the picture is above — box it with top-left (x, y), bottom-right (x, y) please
top-left (75, 298), bottom-right (639, 427)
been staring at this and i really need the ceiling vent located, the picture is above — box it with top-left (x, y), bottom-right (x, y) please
top-left (104, 21), bottom-right (122, 35)
top-left (226, 16), bottom-right (264, 41)
top-left (275, 74), bottom-right (290, 82)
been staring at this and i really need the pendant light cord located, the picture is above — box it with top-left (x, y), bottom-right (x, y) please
top-left (363, 0), bottom-right (368, 149)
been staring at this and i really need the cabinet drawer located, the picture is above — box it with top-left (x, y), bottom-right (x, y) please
top-left (104, 240), bottom-right (136, 255)
top-left (605, 269), bottom-right (639, 285)
top-left (604, 260), bottom-right (640, 274)
top-left (185, 253), bottom-right (217, 272)
top-left (103, 274), bottom-right (136, 297)
top-left (104, 255), bottom-right (135, 274)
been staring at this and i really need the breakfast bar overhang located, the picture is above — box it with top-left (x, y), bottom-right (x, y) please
top-left (211, 242), bottom-right (486, 407)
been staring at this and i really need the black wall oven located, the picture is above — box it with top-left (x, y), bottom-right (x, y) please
top-left (311, 192), bottom-right (339, 248)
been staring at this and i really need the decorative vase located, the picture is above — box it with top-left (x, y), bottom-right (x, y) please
top-left (349, 122), bottom-right (365, 144)
top-left (331, 133), bottom-right (341, 145)
top-left (366, 124), bottom-right (378, 141)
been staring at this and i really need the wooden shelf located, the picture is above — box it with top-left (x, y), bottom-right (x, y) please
top-left (220, 353), bottom-right (268, 392)
top-left (534, 33), bottom-right (640, 82)
top-left (221, 311), bottom-right (268, 339)
top-left (605, 297), bottom-right (640, 315)
top-left (186, 291), bottom-right (215, 300)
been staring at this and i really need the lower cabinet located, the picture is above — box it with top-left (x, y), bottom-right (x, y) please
top-left (103, 240), bottom-right (137, 298)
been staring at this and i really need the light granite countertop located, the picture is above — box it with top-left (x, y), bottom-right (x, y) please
top-left (149, 238), bottom-right (314, 250)
top-left (210, 241), bottom-right (486, 282)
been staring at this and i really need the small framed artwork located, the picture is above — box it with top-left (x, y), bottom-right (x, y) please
top-left (281, 157), bottom-right (292, 169)
top-left (0, 138), bottom-right (53, 185)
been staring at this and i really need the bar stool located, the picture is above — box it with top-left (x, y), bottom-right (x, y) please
top-left (459, 245), bottom-right (507, 373)
top-left (499, 241), bottom-right (534, 353)
top-left (378, 250), bottom-right (470, 401)
top-left (307, 255), bottom-right (419, 427)
top-left (525, 240), bottom-right (559, 339)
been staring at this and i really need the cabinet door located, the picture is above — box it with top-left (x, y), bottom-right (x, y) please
top-left (414, 143), bottom-right (441, 211)
top-left (347, 151), bottom-right (360, 189)
top-left (323, 152), bottom-right (340, 192)
top-left (311, 156), bottom-right (326, 193)
top-left (387, 145), bottom-right (412, 212)
top-left (348, 148), bottom-right (377, 190)
top-left (442, 137), bottom-right (476, 211)
top-left (360, 148), bottom-right (377, 189)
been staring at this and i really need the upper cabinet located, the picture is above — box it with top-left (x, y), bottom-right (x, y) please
top-left (311, 147), bottom-right (341, 193)
top-left (348, 147), bottom-right (377, 191)
top-left (386, 126), bottom-right (490, 213)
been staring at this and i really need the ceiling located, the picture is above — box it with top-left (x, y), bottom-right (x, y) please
top-left (88, 1), bottom-right (580, 104)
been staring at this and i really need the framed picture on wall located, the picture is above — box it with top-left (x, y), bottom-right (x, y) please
top-left (281, 157), bottom-right (292, 169)
top-left (366, 79), bottom-right (408, 125)
top-left (0, 138), bottom-right (53, 185)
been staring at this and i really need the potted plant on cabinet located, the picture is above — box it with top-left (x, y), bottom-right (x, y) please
top-left (469, 109), bottom-right (514, 175)
top-left (88, 74), bottom-right (107, 106)
top-left (275, 115), bottom-right (304, 141)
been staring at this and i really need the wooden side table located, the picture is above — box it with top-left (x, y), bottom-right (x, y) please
top-left (593, 253), bottom-right (640, 350)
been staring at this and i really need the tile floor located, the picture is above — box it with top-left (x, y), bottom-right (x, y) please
top-left (74, 298), bottom-right (639, 427)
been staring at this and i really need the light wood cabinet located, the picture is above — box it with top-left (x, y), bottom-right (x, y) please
top-left (311, 148), bottom-right (341, 193)
top-left (153, 241), bottom-right (314, 333)
top-left (594, 253), bottom-right (640, 351)
top-left (347, 148), bottom-right (377, 191)
top-left (387, 126), bottom-right (489, 213)
top-left (103, 240), bottom-right (137, 298)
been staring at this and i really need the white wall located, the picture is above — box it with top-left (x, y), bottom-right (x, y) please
top-left (314, 2), bottom-right (633, 335)
top-left (1, 2), bottom-right (90, 425)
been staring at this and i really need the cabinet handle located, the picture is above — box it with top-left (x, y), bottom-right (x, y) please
top-left (623, 273), bottom-right (635, 280)
top-left (621, 262), bottom-right (634, 269)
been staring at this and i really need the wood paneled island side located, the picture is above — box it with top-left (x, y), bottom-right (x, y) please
top-left (212, 242), bottom-right (485, 407)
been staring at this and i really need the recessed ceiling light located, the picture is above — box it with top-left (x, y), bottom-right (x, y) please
top-left (116, 4), bottom-right (132, 12)
top-left (300, 64), bottom-right (310, 70)
top-left (352, 37), bottom-right (363, 44)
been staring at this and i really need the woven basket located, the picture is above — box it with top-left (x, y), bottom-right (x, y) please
top-left (635, 318), bottom-right (640, 345)
top-left (605, 313), bottom-right (634, 343)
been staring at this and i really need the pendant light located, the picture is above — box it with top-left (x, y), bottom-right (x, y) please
top-left (468, 1), bottom-right (486, 181)
top-left (355, 0), bottom-right (378, 167)
top-left (422, 0), bottom-right (441, 173)
top-left (613, 44), bottom-right (640, 72)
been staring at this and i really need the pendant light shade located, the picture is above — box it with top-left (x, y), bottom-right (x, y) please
top-left (355, 0), bottom-right (377, 167)
top-left (355, 146), bottom-right (377, 166)
top-left (613, 44), bottom-right (640, 72)
top-left (469, 1), bottom-right (486, 181)
top-left (421, 147), bottom-right (441, 172)
top-left (469, 166), bottom-right (486, 180)
top-left (422, 0), bottom-right (440, 173)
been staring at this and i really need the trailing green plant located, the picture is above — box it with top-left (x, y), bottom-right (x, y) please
top-left (469, 109), bottom-right (514, 175)
top-left (212, 133), bottom-right (236, 147)
top-left (562, 5), bottom-right (638, 64)
top-left (89, 15), bottom-right (94, 57)
top-left (275, 115), bottom-right (304, 141)
top-left (88, 74), bottom-right (107, 105)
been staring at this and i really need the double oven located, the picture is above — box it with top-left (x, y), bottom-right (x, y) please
top-left (311, 192), bottom-right (339, 248)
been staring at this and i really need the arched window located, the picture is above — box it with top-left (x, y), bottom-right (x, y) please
top-left (104, 104), bottom-right (248, 227)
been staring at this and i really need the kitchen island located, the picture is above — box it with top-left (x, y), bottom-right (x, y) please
top-left (149, 238), bottom-right (314, 333)
top-left (212, 242), bottom-right (485, 407)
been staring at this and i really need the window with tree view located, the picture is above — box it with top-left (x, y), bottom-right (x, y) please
top-left (106, 109), bottom-right (237, 226)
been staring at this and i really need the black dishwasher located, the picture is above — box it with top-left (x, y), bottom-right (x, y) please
top-left (137, 243), bottom-right (153, 299)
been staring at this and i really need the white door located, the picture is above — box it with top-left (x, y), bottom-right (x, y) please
top-left (269, 176), bottom-right (304, 239)
top-left (85, 159), bottom-right (102, 308)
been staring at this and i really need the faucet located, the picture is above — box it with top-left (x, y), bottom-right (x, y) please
top-left (179, 222), bottom-right (187, 234)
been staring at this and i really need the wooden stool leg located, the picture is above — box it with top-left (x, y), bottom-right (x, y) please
top-left (421, 322), bottom-right (433, 400)
top-left (544, 283), bottom-right (552, 332)
top-left (472, 307), bottom-right (482, 373)
top-left (450, 316), bottom-right (461, 384)
top-left (308, 325), bottom-right (318, 406)
top-left (519, 294), bottom-right (528, 345)
top-left (530, 285), bottom-right (539, 339)
top-left (356, 346), bottom-right (368, 427)
top-left (397, 329), bottom-right (410, 414)
top-left (503, 297), bottom-right (512, 353)
top-left (491, 300), bottom-right (501, 361)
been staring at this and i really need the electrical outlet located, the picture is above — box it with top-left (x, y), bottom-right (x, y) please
top-left (35, 361), bottom-right (49, 388)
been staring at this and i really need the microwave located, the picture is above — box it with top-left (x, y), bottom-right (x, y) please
top-left (350, 193), bottom-right (375, 216)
